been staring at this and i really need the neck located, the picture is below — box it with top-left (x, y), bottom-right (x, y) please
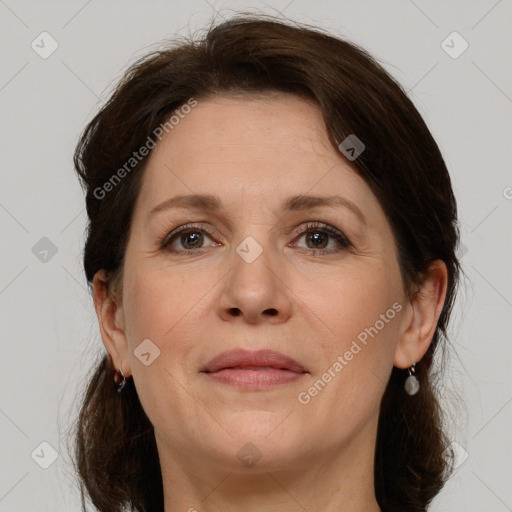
top-left (157, 417), bottom-right (382, 512)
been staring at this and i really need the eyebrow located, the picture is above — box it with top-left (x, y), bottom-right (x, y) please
top-left (147, 193), bottom-right (367, 225)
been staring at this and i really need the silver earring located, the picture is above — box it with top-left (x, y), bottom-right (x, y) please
top-left (114, 367), bottom-right (126, 394)
top-left (404, 363), bottom-right (419, 395)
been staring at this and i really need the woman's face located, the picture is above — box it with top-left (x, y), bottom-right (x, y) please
top-left (114, 93), bottom-right (411, 473)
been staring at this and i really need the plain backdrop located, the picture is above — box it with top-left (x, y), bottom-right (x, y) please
top-left (1, 1), bottom-right (511, 511)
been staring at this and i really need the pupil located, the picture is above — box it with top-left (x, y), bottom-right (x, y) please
top-left (308, 232), bottom-right (327, 249)
top-left (182, 232), bottom-right (202, 249)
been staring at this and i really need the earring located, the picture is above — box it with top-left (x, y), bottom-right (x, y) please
top-left (114, 367), bottom-right (126, 394)
top-left (404, 363), bottom-right (419, 395)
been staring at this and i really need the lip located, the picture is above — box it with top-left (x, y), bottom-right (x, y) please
top-left (201, 349), bottom-right (308, 391)
top-left (201, 348), bottom-right (306, 373)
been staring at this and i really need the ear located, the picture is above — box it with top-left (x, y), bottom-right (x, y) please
top-left (394, 260), bottom-right (448, 369)
top-left (92, 269), bottom-right (132, 377)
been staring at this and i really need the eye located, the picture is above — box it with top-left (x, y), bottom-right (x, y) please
top-left (291, 222), bottom-right (352, 255)
top-left (159, 223), bottom-right (220, 253)
top-left (159, 221), bottom-right (351, 256)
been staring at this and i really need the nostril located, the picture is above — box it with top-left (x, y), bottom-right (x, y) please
top-left (229, 308), bottom-right (241, 316)
top-left (265, 308), bottom-right (278, 316)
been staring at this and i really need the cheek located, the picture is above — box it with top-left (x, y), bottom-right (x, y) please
top-left (122, 264), bottom-right (218, 394)
top-left (307, 258), bottom-right (401, 335)
top-left (307, 259), bottom-right (403, 378)
top-left (121, 268), bottom-right (212, 429)
top-left (123, 266), bottom-right (206, 344)
top-left (295, 269), bottom-right (403, 426)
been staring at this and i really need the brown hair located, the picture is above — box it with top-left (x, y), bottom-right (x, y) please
top-left (70, 13), bottom-right (460, 512)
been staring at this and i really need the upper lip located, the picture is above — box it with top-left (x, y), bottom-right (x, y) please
top-left (201, 349), bottom-right (307, 373)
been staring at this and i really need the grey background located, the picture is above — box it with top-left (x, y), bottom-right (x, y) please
top-left (1, 1), bottom-right (511, 510)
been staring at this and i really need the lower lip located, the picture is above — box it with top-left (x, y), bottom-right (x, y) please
top-left (203, 368), bottom-right (306, 391)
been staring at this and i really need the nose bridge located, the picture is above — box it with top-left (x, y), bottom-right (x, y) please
top-left (216, 224), bottom-right (292, 323)
top-left (231, 228), bottom-right (276, 298)
top-left (230, 196), bottom-right (279, 272)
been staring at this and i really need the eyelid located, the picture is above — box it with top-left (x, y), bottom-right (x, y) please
top-left (288, 221), bottom-right (347, 240)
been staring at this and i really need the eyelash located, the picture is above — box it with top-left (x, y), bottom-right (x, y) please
top-left (159, 221), bottom-right (352, 256)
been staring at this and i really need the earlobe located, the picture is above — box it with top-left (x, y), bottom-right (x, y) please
top-left (92, 269), bottom-right (132, 377)
top-left (394, 260), bottom-right (448, 369)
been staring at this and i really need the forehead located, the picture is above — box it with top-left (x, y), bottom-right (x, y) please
top-left (135, 93), bottom-right (379, 219)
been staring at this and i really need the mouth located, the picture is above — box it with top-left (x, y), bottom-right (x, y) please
top-left (200, 348), bottom-right (308, 391)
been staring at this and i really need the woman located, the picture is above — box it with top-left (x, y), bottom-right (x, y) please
top-left (71, 14), bottom-right (460, 512)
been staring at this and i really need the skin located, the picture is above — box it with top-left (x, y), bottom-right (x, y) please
top-left (93, 93), bottom-right (448, 512)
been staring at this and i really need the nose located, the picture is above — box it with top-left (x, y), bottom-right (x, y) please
top-left (215, 236), bottom-right (293, 325)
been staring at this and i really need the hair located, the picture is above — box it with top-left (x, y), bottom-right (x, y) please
top-left (71, 13), bottom-right (461, 512)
